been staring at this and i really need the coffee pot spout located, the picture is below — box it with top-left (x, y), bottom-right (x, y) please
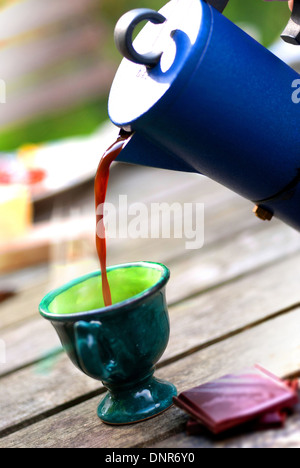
top-left (116, 131), bottom-right (196, 174)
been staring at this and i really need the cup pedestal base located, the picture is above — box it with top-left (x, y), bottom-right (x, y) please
top-left (98, 376), bottom-right (177, 425)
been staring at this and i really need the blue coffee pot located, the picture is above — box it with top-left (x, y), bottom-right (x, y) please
top-left (108, 0), bottom-right (300, 231)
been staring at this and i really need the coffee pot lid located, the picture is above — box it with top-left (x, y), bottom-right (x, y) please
top-left (108, 0), bottom-right (207, 131)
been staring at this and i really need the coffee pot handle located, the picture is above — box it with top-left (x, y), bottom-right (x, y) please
top-left (74, 321), bottom-right (111, 381)
top-left (114, 9), bottom-right (166, 67)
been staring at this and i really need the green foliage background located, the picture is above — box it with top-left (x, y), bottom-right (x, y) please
top-left (0, 0), bottom-right (290, 151)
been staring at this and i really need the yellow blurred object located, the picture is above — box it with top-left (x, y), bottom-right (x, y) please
top-left (17, 143), bottom-right (43, 169)
top-left (0, 184), bottom-right (32, 242)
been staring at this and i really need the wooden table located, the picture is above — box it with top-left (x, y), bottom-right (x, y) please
top-left (1, 163), bottom-right (300, 448)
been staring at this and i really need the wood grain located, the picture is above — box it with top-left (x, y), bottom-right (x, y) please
top-left (0, 172), bottom-right (250, 327)
top-left (1, 164), bottom-right (300, 448)
top-left (1, 250), bottom-right (300, 434)
top-left (0, 280), bottom-right (55, 330)
top-left (167, 220), bottom-right (299, 305)
top-left (1, 225), bottom-right (300, 376)
top-left (1, 307), bottom-right (300, 448)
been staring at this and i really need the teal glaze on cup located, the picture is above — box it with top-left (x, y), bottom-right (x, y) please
top-left (39, 262), bottom-right (177, 425)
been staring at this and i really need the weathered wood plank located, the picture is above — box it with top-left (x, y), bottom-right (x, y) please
top-left (0, 167), bottom-right (198, 324)
top-left (0, 279), bottom-right (56, 330)
top-left (0, 264), bottom-right (49, 293)
top-left (92, 160), bottom-right (258, 271)
top-left (0, 352), bottom-right (103, 437)
top-left (1, 251), bottom-right (300, 434)
top-left (1, 307), bottom-right (300, 448)
top-left (167, 220), bottom-right (299, 305)
top-left (0, 318), bottom-right (61, 376)
top-left (0, 178), bottom-right (249, 330)
top-left (108, 189), bottom-right (255, 267)
top-left (1, 221), bottom-right (300, 376)
top-left (167, 252), bottom-right (300, 362)
top-left (1, 163), bottom-right (299, 444)
top-left (0, 228), bottom-right (94, 275)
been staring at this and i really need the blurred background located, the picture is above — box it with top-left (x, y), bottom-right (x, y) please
top-left (0, 0), bottom-right (292, 150)
top-left (0, 0), bottom-right (297, 296)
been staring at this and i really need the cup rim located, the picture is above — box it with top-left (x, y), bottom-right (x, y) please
top-left (39, 261), bottom-right (170, 321)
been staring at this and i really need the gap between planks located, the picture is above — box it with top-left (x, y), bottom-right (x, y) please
top-left (0, 218), bottom-right (298, 375)
top-left (1, 307), bottom-right (300, 448)
top-left (1, 250), bottom-right (300, 438)
top-left (0, 218), bottom-right (299, 378)
top-left (0, 189), bottom-right (259, 331)
top-left (0, 173), bottom-right (245, 329)
top-left (1, 166), bottom-right (300, 444)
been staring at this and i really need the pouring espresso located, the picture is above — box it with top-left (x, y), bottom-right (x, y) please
top-left (107, 0), bottom-right (300, 232)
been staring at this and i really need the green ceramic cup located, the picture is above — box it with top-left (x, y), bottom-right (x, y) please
top-left (39, 262), bottom-right (177, 425)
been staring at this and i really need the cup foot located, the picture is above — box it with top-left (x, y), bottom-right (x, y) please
top-left (98, 377), bottom-right (177, 425)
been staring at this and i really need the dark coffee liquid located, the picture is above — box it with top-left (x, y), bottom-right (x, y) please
top-left (95, 134), bottom-right (129, 307)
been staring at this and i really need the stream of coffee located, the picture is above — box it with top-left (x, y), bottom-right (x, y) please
top-left (95, 133), bottom-right (129, 307)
